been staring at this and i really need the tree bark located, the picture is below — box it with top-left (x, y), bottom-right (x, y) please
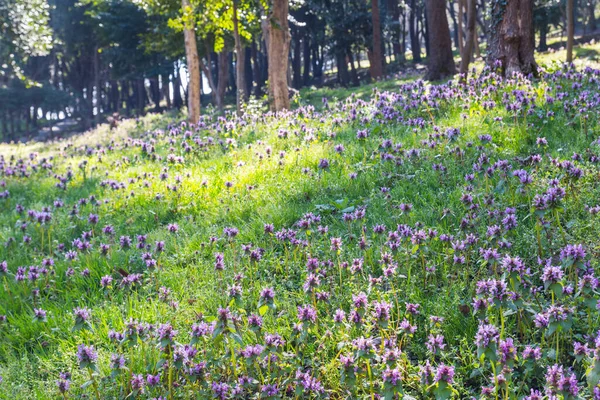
top-left (233, 0), bottom-right (247, 115)
top-left (409, 0), bottom-right (421, 62)
top-left (173, 65), bottom-right (183, 109)
top-left (216, 51), bottom-right (229, 112)
top-left (292, 28), bottom-right (302, 88)
top-left (459, 0), bottom-right (476, 74)
top-left (539, 8), bottom-right (549, 51)
top-left (457, 0), bottom-right (464, 54)
top-left (425, 0), bottom-right (456, 80)
top-left (268, 0), bottom-right (291, 111)
top-left (182, 0), bottom-right (201, 123)
top-left (487, 0), bottom-right (537, 76)
top-left (566, 0), bottom-right (574, 63)
top-left (348, 51), bottom-right (360, 86)
top-left (150, 77), bottom-right (161, 112)
top-left (251, 41), bottom-right (263, 96)
top-left (302, 35), bottom-right (311, 85)
top-left (518, 0), bottom-right (536, 74)
top-left (370, 0), bottom-right (384, 79)
top-left (448, 0), bottom-right (460, 52)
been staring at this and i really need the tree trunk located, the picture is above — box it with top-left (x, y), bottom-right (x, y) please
top-left (459, 0), bottom-right (476, 74)
top-left (409, 0), bottom-right (421, 62)
top-left (487, 0), bottom-right (537, 76)
top-left (292, 28), bottom-right (302, 88)
top-left (518, 0), bottom-right (536, 74)
top-left (539, 8), bottom-right (549, 51)
top-left (448, 0), bottom-right (460, 52)
top-left (425, 0), bottom-right (456, 80)
top-left (312, 43), bottom-right (323, 86)
top-left (370, 0), bottom-right (384, 78)
top-left (162, 73), bottom-right (171, 109)
top-left (302, 35), bottom-right (311, 85)
top-left (233, 0), bottom-right (247, 115)
top-left (150, 77), bottom-right (161, 112)
top-left (136, 79), bottom-right (145, 116)
top-left (566, 0), bottom-right (575, 63)
top-left (216, 51), bottom-right (229, 112)
top-left (93, 46), bottom-right (100, 125)
top-left (337, 51), bottom-right (350, 86)
top-left (251, 41), bottom-right (263, 96)
top-left (348, 51), bottom-right (360, 86)
top-left (422, 4), bottom-right (430, 57)
top-left (244, 47), bottom-right (253, 97)
top-left (268, 0), bottom-right (291, 111)
top-left (391, 0), bottom-right (404, 62)
top-left (182, 0), bottom-right (201, 123)
top-left (173, 66), bottom-right (183, 109)
top-left (457, 0), bottom-right (464, 54)
top-left (589, 0), bottom-right (597, 31)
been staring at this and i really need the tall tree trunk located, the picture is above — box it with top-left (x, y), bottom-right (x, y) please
top-left (422, 4), bottom-right (430, 57)
top-left (459, 0), bottom-right (476, 74)
top-left (312, 43), bottom-right (323, 86)
top-left (110, 81), bottom-right (119, 112)
top-left (216, 51), bottom-right (229, 112)
top-left (136, 79), bottom-right (145, 116)
top-left (233, 0), bottom-right (247, 115)
top-left (182, 0), bottom-right (201, 123)
top-left (589, 0), bottom-right (597, 31)
top-left (336, 51), bottom-right (350, 86)
top-left (448, 0), bottom-right (460, 51)
top-left (487, 0), bottom-right (537, 76)
top-left (173, 65), bottom-right (183, 109)
top-left (457, 0), bottom-right (464, 54)
top-left (391, 0), bottom-right (404, 62)
top-left (302, 35), bottom-right (311, 85)
top-left (162, 73), bottom-right (171, 109)
top-left (425, 0), bottom-right (456, 80)
top-left (268, 0), bottom-right (291, 111)
top-left (409, 0), bottom-right (421, 61)
top-left (539, 8), bottom-right (549, 51)
top-left (244, 47), bottom-right (253, 97)
top-left (292, 28), bottom-right (302, 88)
top-left (93, 46), bottom-right (100, 125)
top-left (371, 0), bottom-right (384, 79)
top-left (566, 0), bottom-right (575, 63)
top-left (150, 77), bottom-right (161, 112)
top-left (348, 51), bottom-right (360, 86)
top-left (251, 41), bottom-right (263, 96)
top-left (518, 0), bottom-right (536, 74)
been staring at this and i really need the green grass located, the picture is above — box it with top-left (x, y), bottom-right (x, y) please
top-left (1, 43), bottom-right (600, 398)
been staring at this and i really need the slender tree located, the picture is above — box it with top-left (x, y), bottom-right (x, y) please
top-left (424, 0), bottom-right (456, 80)
top-left (370, 0), bottom-right (384, 79)
top-left (566, 0), bottom-right (574, 63)
top-left (268, 0), bottom-right (291, 111)
top-left (232, 0), bottom-right (247, 115)
top-left (459, 0), bottom-right (476, 74)
top-left (409, 0), bottom-right (421, 62)
top-left (181, 0), bottom-right (201, 123)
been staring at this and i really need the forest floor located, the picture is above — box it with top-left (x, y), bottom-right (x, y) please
top-left (1, 40), bottom-right (600, 398)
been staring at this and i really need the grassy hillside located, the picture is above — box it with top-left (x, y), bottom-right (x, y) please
top-left (2, 47), bottom-right (600, 399)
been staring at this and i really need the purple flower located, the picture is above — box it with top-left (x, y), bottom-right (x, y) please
top-left (475, 323), bottom-right (499, 349)
top-left (426, 334), bottom-right (445, 355)
top-left (76, 344), bottom-right (98, 369)
top-left (434, 364), bottom-right (455, 384)
top-left (297, 305), bottom-right (317, 324)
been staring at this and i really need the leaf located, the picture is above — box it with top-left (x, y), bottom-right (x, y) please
top-left (81, 379), bottom-right (94, 389)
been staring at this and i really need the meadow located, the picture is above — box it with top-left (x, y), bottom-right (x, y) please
top-left (2, 47), bottom-right (600, 399)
